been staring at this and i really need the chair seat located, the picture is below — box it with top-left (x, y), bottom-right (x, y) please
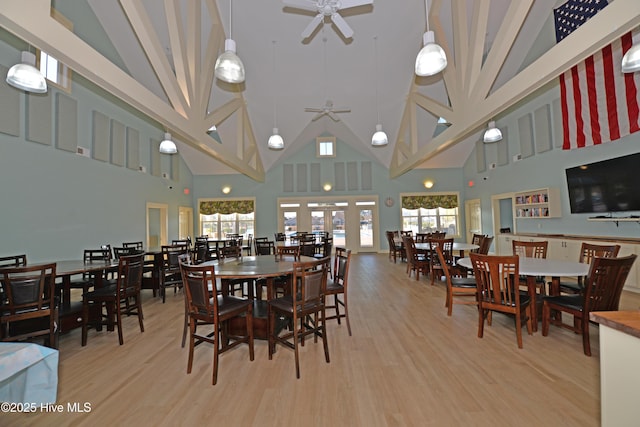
top-left (83, 284), bottom-right (118, 298)
top-left (201, 295), bottom-right (253, 318)
top-left (542, 294), bottom-right (582, 311)
top-left (557, 281), bottom-right (582, 293)
top-left (325, 281), bottom-right (344, 294)
top-left (450, 277), bottom-right (476, 288)
top-left (269, 295), bottom-right (320, 314)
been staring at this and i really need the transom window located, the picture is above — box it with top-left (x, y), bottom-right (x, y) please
top-left (316, 136), bottom-right (336, 157)
top-left (37, 9), bottom-right (72, 92)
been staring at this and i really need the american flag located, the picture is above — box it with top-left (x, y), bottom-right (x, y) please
top-left (554, 0), bottom-right (640, 150)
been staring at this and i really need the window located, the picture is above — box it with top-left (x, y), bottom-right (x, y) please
top-left (316, 136), bottom-right (335, 157)
top-left (199, 199), bottom-right (255, 239)
top-left (37, 9), bottom-right (72, 92)
top-left (401, 193), bottom-right (460, 237)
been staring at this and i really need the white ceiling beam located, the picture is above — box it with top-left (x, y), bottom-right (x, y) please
top-left (164, 0), bottom-right (192, 112)
top-left (466, 0), bottom-right (490, 96)
top-left (390, 0), bottom-right (640, 178)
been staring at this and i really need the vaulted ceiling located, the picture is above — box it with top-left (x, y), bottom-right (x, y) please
top-left (1, 0), bottom-right (638, 181)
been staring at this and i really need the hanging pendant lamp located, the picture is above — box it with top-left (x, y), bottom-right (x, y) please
top-left (371, 37), bottom-right (388, 146)
top-left (6, 51), bottom-right (47, 93)
top-left (622, 42), bottom-right (640, 73)
top-left (415, 0), bottom-right (447, 76)
top-left (268, 41), bottom-right (284, 150)
top-left (214, 0), bottom-right (245, 83)
top-left (483, 121), bottom-right (502, 143)
top-left (159, 132), bottom-right (177, 154)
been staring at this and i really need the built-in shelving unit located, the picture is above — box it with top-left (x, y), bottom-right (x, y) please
top-left (513, 188), bottom-right (560, 219)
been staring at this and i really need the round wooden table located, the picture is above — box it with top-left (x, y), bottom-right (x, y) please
top-left (200, 255), bottom-right (316, 339)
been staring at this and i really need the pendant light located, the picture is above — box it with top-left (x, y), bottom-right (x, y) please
top-left (621, 41), bottom-right (640, 73)
top-left (6, 50), bottom-right (47, 93)
top-left (415, 0), bottom-right (447, 77)
top-left (214, 0), bottom-right (245, 83)
top-left (268, 40), bottom-right (284, 150)
top-left (483, 121), bottom-right (502, 143)
top-left (371, 36), bottom-right (388, 147)
top-left (159, 132), bottom-right (177, 154)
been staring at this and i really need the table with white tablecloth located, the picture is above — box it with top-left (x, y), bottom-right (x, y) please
top-left (0, 342), bottom-right (58, 404)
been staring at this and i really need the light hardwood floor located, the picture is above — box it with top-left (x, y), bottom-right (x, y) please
top-left (6, 253), bottom-right (640, 427)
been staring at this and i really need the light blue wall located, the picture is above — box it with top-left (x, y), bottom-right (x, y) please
top-left (0, 34), bottom-right (193, 263)
top-left (192, 136), bottom-right (466, 247)
top-left (463, 84), bottom-right (640, 239)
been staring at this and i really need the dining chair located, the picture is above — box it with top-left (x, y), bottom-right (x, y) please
top-left (259, 244), bottom-right (301, 299)
top-left (469, 253), bottom-right (532, 349)
top-left (268, 257), bottom-right (330, 379)
top-left (429, 237), bottom-right (464, 285)
top-left (385, 231), bottom-right (405, 263)
top-left (0, 263), bottom-right (58, 349)
top-left (299, 238), bottom-right (317, 258)
top-left (274, 232), bottom-right (286, 242)
top-left (69, 248), bottom-right (113, 292)
top-left (0, 254), bottom-right (27, 268)
top-left (435, 247), bottom-right (477, 316)
top-left (242, 234), bottom-right (253, 256)
top-left (542, 254), bottom-right (636, 356)
top-left (403, 236), bottom-right (429, 281)
top-left (122, 241), bottom-right (144, 250)
top-left (160, 244), bottom-right (189, 303)
top-left (254, 238), bottom-right (275, 255)
top-left (512, 240), bottom-right (548, 295)
top-left (415, 233), bottom-right (430, 243)
top-left (325, 247), bottom-right (352, 335)
top-left (81, 253), bottom-right (145, 346)
top-left (478, 236), bottom-right (494, 255)
top-left (180, 262), bottom-right (254, 385)
top-left (555, 243), bottom-right (620, 295)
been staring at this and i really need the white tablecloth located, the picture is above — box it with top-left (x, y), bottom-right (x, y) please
top-left (0, 342), bottom-right (58, 404)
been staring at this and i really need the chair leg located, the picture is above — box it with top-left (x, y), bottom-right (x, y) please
top-left (81, 299), bottom-right (90, 346)
top-left (293, 316), bottom-right (300, 379)
top-left (321, 309), bottom-right (330, 363)
top-left (334, 295), bottom-right (341, 325)
top-left (343, 295), bottom-right (352, 336)
top-left (246, 304), bottom-right (254, 361)
top-left (212, 323), bottom-right (219, 385)
top-left (137, 295), bottom-right (144, 333)
top-left (115, 302), bottom-right (124, 345)
top-left (187, 318), bottom-right (195, 374)
top-left (581, 315), bottom-right (592, 356)
top-left (268, 306), bottom-right (275, 359)
top-left (477, 307), bottom-right (485, 338)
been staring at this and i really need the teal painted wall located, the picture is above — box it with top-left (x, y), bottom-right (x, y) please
top-left (0, 34), bottom-right (193, 263)
top-left (463, 84), bottom-right (640, 239)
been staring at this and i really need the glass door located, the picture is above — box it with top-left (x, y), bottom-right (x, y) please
top-left (331, 209), bottom-right (346, 247)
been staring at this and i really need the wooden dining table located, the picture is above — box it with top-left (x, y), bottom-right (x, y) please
top-left (457, 256), bottom-right (589, 332)
top-left (199, 255), bottom-right (317, 339)
top-left (414, 242), bottom-right (479, 258)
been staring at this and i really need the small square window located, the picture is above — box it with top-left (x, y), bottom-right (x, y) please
top-left (316, 137), bottom-right (336, 157)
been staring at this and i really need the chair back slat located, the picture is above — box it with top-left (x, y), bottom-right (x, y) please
top-left (512, 240), bottom-right (548, 259)
top-left (585, 255), bottom-right (636, 312)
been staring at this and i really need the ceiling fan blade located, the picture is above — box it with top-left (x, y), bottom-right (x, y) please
top-left (327, 112), bottom-right (341, 121)
top-left (339, 0), bottom-right (374, 9)
top-left (282, 0), bottom-right (318, 12)
top-left (331, 108), bottom-right (351, 113)
top-left (301, 13), bottom-right (324, 39)
top-left (330, 13), bottom-right (354, 39)
top-left (305, 108), bottom-right (323, 112)
top-left (311, 112), bottom-right (324, 121)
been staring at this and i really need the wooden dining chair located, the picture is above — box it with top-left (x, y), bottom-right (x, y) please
top-left (403, 236), bottom-right (429, 281)
top-left (555, 243), bottom-right (620, 295)
top-left (180, 262), bottom-right (254, 385)
top-left (512, 240), bottom-right (548, 295)
top-left (160, 244), bottom-right (189, 303)
top-left (386, 231), bottom-right (405, 263)
top-left (542, 254), bottom-right (636, 356)
top-left (0, 254), bottom-right (27, 268)
top-left (81, 253), bottom-right (145, 346)
top-left (259, 244), bottom-right (301, 299)
top-left (0, 263), bottom-right (58, 349)
top-left (325, 247), bottom-right (353, 335)
top-left (268, 257), bottom-right (330, 379)
top-left (429, 237), bottom-right (463, 285)
top-left (435, 247), bottom-right (477, 316)
top-left (469, 253), bottom-right (532, 349)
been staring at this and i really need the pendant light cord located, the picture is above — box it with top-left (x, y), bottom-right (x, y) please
top-left (374, 36), bottom-right (380, 124)
top-left (229, 0), bottom-right (233, 39)
top-left (425, 0), bottom-right (430, 32)
top-left (272, 40), bottom-right (278, 127)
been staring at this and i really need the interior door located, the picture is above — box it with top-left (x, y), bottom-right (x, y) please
top-left (464, 198), bottom-right (482, 243)
top-left (146, 202), bottom-right (168, 248)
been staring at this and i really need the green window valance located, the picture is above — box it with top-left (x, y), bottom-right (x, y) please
top-left (200, 200), bottom-right (254, 215)
top-left (402, 194), bottom-right (458, 210)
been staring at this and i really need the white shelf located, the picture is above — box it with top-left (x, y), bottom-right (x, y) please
top-left (513, 188), bottom-right (561, 219)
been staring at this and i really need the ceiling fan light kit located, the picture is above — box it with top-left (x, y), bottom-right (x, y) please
top-left (284, 0), bottom-right (373, 40)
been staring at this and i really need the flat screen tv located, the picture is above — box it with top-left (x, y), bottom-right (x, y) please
top-left (565, 152), bottom-right (640, 214)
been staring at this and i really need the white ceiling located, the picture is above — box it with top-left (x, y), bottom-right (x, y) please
top-left (3, 0), bottom-right (637, 179)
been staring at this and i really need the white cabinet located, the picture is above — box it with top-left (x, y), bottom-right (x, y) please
top-left (513, 188), bottom-right (561, 219)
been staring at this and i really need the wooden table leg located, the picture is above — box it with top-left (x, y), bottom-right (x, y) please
top-left (526, 276), bottom-right (538, 332)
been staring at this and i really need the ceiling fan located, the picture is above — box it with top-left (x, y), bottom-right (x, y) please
top-left (305, 100), bottom-right (351, 121)
top-left (283, 0), bottom-right (374, 39)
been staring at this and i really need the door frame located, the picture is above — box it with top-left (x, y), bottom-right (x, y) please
top-left (146, 202), bottom-right (168, 248)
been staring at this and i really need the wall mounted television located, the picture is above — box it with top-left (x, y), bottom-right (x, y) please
top-left (565, 152), bottom-right (640, 214)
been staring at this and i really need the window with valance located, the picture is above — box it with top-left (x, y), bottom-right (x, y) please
top-left (401, 193), bottom-right (460, 236)
top-left (199, 199), bottom-right (255, 239)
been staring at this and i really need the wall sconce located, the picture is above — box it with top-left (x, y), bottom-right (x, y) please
top-left (323, 183), bottom-right (332, 192)
top-left (222, 186), bottom-right (231, 194)
top-left (424, 180), bottom-right (434, 189)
